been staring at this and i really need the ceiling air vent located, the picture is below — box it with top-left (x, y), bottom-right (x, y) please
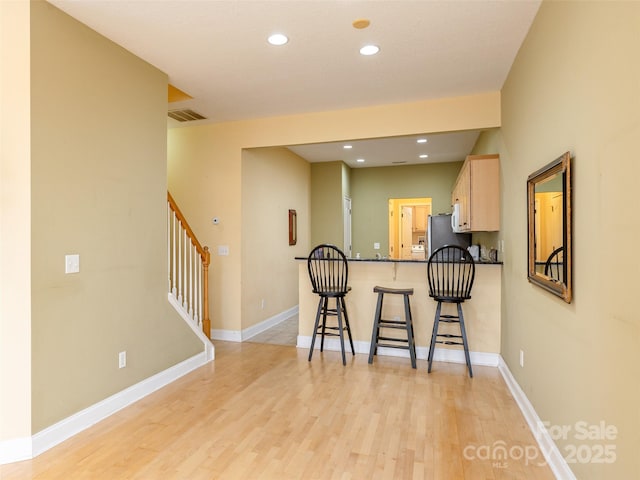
top-left (168, 109), bottom-right (206, 122)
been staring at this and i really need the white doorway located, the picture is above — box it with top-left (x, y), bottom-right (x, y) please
top-left (400, 206), bottom-right (413, 259)
top-left (343, 196), bottom-right (352, 257)
top-left (388, 197), bottom-right (432, 259)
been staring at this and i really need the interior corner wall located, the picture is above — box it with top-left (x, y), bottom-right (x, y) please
top-left (342, 162), bottom-right (351, 199)
top-left (0, 0), bottom-right (32, 449)
top-left (500, 2), bottom-right (640, 478)
top-left (241, 147), bottom-right (310, 331)
top-left (29, 2), bottom-right (202, 432)
top-left (310, 161), bottom-right (344, 249)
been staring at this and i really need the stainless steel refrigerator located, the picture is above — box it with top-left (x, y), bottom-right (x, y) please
top-left (427, 214), bottom-right (472, 257)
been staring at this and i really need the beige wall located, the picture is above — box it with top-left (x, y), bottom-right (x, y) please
top-left (0, 0), bottom-right (32, 445)
top-left (500, 1), bottom-right (640, 477)
top-left (168, 92), bottom-right (501, 333)
top-left (241, 147), bottom-right (310, 330)
top-left (29, 2), bottom-right (202, 432)
top-left (350, 162), bottom-right (463, 258)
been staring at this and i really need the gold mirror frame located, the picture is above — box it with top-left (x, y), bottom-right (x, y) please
top-left (527, 152), bottom-right (572, 303)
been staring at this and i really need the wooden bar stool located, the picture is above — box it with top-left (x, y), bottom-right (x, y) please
top-left (368, 286), bottom-right (417, 368)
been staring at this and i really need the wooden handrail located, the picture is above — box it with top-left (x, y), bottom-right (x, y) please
top-left (167, 192), bottom-right (211, 338)
top-left (167, 192), bottom-right (207, 258)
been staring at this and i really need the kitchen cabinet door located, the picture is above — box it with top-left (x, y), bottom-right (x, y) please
top-left (452, 154), bottom-right (499, 232)
top-left (413, 205), bottom-right (428, 232)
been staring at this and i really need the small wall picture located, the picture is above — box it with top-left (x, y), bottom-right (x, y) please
top-left (288, 209), bottom-right (297, 245)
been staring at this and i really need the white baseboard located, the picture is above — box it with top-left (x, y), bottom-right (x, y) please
top-left (210, 328), bottom-right (242, 342)
top-left (296, 335), bottom-right (500, 367)
top-left (498, 357), bottom-right (575, 480)
top-left (243, 306), bottom-right (298, 340)
top-left (23, 351), bottom-right (210, 461)
top-left (0, 437), bottom-right (32, 465)
top-left (211, 306), bottom-right (299, 343)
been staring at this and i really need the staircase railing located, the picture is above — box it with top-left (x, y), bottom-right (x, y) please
top-left (167, 192), bottom-right (211, 339)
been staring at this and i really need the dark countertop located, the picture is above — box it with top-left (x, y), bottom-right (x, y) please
top-left (295, 256), bottom-right (503, 265)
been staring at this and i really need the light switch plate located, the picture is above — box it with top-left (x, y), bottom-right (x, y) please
top-left (218, 245), bottom-right (229, 256)
top-left (65, 254), bottom-right (80, 274)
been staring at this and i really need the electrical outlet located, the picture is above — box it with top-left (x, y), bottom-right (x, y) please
top-left (374, 242), bottom-right (380, 250)
top-left (260, 299), bottom-right (265, 309)
top-left (519, 349), bottom-right (524, 368)
top-left (119, 351), bottom-right (127, 369)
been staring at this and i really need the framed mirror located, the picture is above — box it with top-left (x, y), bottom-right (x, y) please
top-left (527, 151), bottom-right (572, 302)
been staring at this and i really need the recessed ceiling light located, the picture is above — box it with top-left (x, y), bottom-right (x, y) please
top-left (268, 33), bottom-right (289, 46)
top-left (359, 45), bottom-right (380, 56)
top-left (343, 145), bottom-right (353, 149)
top-left (417, 138), bottom-right (427, 144)
top-left (419, 154), bottom-right (429, 159)
top-left (356, 158), bottom-right (365, 163)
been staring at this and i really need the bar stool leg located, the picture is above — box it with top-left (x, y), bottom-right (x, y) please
top-left (309, 297), bottom-right (324, 361)
top-left (336, 298), bottom-right (347, 366)
top-left (427, 301), bottom-right (442, 373)
top-left (458, 303), bottom-right (473, 378)
top-left (403, 294), bottom-right (417, 369)
top-left (320, 297), bottom-right (328, 352)
top-left (340, 296), bottom-right (355, 355)
top-left (368, 292), bottom-right (384, 364)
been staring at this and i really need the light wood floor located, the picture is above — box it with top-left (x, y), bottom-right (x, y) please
top-left (1, 342), bottom-right (555, 479)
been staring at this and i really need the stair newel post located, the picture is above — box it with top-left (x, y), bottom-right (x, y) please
top-left (202, 246), bottom-right (211, 339)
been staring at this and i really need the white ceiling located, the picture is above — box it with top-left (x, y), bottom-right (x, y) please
top-left (287, 130), bottom-right (483, 168)
top-left (48, 0), bottom-right (540, 167)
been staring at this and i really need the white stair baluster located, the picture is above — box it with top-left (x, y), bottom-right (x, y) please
top-left (198, 250), bottom-right (202, 325)
top-left (171, 211), bottom-right (177, 297)
top-left (178, 222), bottom-right (183, 304)
top-left (195, 255), bottom-right (202, 325)
top-left (187, 242), bottom-right (193, 319)
top-left (183, 229), bottom-right (188, 309)
top-left (167, 203), bottom-right (171, 293)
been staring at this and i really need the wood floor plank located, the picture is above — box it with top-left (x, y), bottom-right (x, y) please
top-left (0, 342), bottom-right (556, 479)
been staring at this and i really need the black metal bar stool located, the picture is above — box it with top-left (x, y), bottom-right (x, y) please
top-left (368, 286), bottom-right (416, 368)
top-left (426, 245), bottom-right (476, 377)
top-left (307, 244), bottom-right (355, 366)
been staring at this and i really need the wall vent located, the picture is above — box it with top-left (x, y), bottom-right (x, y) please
top-left (168, 109), bottom-right (206, 122)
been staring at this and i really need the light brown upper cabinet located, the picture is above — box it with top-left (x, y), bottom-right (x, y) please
top-left (451, 154), bottom-right (500, 232)
top-left (413, 205), bottom-right (428, 232)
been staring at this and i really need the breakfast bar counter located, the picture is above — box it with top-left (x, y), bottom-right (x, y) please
top-left (296, 258), bottom-right (502, 364)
